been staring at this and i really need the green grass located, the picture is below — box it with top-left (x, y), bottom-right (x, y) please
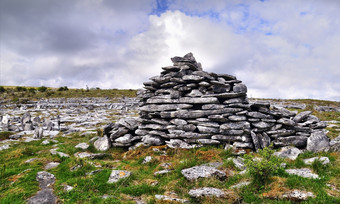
top-left (0, 86), bottom-right (137, 104)
top-left (0, 96), bottom-right (339, 203)
top-left (1, 133), bottom-right (339, 203)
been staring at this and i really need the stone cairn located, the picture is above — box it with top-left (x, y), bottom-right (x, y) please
top-left (104, 53), bottom-right (327, 151)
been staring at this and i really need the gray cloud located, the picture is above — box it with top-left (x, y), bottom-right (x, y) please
top-left (0, 0), bottom-right (339, 101)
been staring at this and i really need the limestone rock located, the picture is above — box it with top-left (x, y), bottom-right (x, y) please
top-left (283, 190), bottom-right (315, 201)
top-left (0, 144), bottom-right (10, 151)
top-left (285, 168), bottom-right (319, 179)
top-left (28, 171), bottom-right (57, 204)
top-left (293, 111), bottom-right (312, 123)
top-left (75, 143), bottom-right (89, 150)
top-left (154, 169), bottom-right (172, 176)
top-left (94, 136), bottom-right (111, 151)
top-left (142, 135), bottom-right (164, 146)
top-left (273, 147), bottom-right (301, 160)
top-left (108, 170), bottom-right (131, 183)
top-left (330, 135), bottom-right (340, 152)
top-left (303, 157), bottom-right (330, 165)
top-left (188, 187), bottom-right (225, 198)
top-left (181, 165), bottom-right (226, 181)
top-left (155, 195), bottom-right (189, 203)
top-left (45, 162), bottom-right (60, 170)
top-left (306, 131), bottom-right (330, 152)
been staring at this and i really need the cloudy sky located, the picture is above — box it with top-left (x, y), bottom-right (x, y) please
top-left (1, 0), bottom-right (339, 101)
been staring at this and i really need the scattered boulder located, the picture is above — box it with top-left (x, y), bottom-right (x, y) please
top-left (155, 194), bottom-right (189, 203)
top-left (181, 165), bottom-right (226, 181)
top-left (330, 135), bottom-right (340, 152)
top-left (283, 190), bottom-right (315, 201)
top-left (74, 152), bottom-right (107, 159)
top-left (34, 127), bottom-right (44, 139)
top-left (62, 184), bottom-right (74, 192)
top-left (107, 170), bottom-right (131, 183)
top-left (231, 181), bottom-right (251, 189)
top-left (306, 131), bottom-right (330, 152)
top-left (188, 187), bottom-right (225, 198)
top-left (273, 146), bottom-right (301, 160)
top-left (75, 143), bottom-right (89, 150)
top-left (142, 156), bottom-right (152, 164)
top-left (285, 168), bottom-right (319, 179)
top-left (154, 169), bottom-right (172, 176)
top-left (45, 162), bottom-right (60, 170)
top-left (303, 157), bottom-right (330, 165)
top-left (28, 171), bottom-right (57, 204)
top-left (94, 136), bottom-right (111, 151)
top-left (0, 144), bottom-right (10, 151)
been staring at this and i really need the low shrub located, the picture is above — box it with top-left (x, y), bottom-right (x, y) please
top-left (244, 146), bottom-right (283, 190)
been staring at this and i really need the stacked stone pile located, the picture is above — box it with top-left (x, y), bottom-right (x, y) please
top-left (103, 53), bottom-right (328, 151)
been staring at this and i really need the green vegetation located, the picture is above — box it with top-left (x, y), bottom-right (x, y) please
top-left (0, 93), bottom-right (339, 203)
top-left (0, 86), bottom-right (137, 104)
top-left (244, 146), bottom-right (283, 190)
top-left (57, 86), bottom-right (69, 91)
top-left (0, 132), bottom-right (339, 203)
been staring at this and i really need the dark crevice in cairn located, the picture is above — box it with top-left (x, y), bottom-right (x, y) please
top-left (104, 53), bottom-right (327, 152)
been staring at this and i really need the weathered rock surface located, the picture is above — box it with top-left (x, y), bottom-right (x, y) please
top-left (107, 170), bottom-right (131, 183)
top-left (306, 131), bottom-right (330, 152)
top-left (303, 157), bottom-right (330, 165)
top-left (188, 187), bottom-right (225, 198)
top-left (273, 147), bottom-right (301, 160)
top-left (94, 136), bottom-right (111, 151)
top-left (283, 190), bottom-right (315, 201)
top-left (330, 135), bottom-right (340, 152)
top-left (28, 171), bottom-right (57, 204)
top-left (75, 143), bottom-right (89, 150)
top-left (45, 162), bottom-right (60, 170)
top-left (181, 165), bottom-right (226, 181)
top-left (285, 168), bottom-right (319, 179)
top-left (155, 194), bottom-right (189, 203)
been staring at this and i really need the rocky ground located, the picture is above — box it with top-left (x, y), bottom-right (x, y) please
top-left (0, 97), bottom-right (339, 203)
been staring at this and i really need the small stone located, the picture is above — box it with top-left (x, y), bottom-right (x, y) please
top-left (189, 187), bottom-right (225, 198)
top-left (25, 158), bottom-right (38, 163)
top-left (155, 195), bottom-right (189, 203)
top-left (231, 181), bottom-right (251, 189)
top-left (63, 184), bottom-right (74, 192)
top-left (94, 136), bottom-right (111, 151)
top-left (330, 135), bottom-right (340, 152)
top-left (107, 170), bottom-right (131, 183)
top-left (154, 169), bottom-right (172, 176)
top-left (181, 165), bottom-right (226, 181)
top-left (283, 190), bottom-right (315, 201)
top-left (36, 171), bottom-right (55, 188)
top-left (45, 162), bottom-right (60, 170)
top-left (273, 147), bottom-right (301, 160)
top-left (56, 152), bottom-right (69, 158)
top-left (232, 157), bottom-right (246, 170)
top-left (86, 169), bottom-right (103, 176)
top-left (285, 168), bottom-right (319, 179)
top-left (75, 143), bottom-right (89, 150)
top-left (303, 157), bottom-right (330, 165)
top-left (142, 156), bottom-right (153, 164)
top-left (0, 144), bottom-right (10, 151)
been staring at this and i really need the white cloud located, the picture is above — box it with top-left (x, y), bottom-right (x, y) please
top-left (0, 0), bottom-right (339, 101)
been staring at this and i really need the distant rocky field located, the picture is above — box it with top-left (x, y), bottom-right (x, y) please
top-left (0, 92), bottom-right (339, 203)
